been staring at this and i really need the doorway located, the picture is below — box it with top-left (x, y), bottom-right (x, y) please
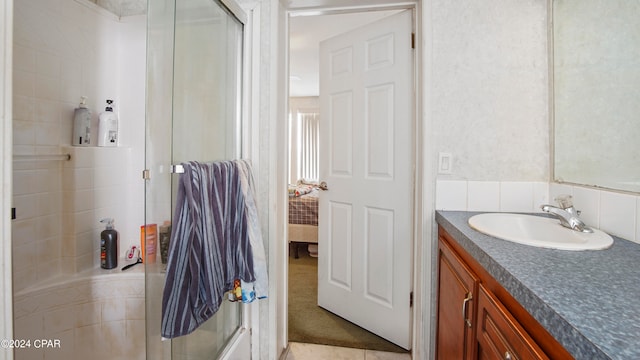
top-left (286, 5), bottom-right (416, 353)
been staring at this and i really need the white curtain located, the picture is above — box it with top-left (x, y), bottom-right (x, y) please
top-left (296, 112), bottom-right (319, 181)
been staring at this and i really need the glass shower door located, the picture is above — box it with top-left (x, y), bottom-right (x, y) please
top-left (145, 0), bottom-right (247, 358)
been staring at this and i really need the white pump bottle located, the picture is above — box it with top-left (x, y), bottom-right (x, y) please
top-left (98, 99), bottom-right (118, 147)
top-left (72, 96), bottom-right (91, 146)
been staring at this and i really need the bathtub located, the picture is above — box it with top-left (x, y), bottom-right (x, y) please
top-left (12, 266), bottom-right (145, 360)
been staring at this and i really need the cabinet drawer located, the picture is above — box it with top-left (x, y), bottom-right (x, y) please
top-left (477, 284), bottom-right (548, 360)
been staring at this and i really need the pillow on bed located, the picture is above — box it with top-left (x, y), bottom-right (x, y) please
top-left (293, 184), bottom-right (315, 197)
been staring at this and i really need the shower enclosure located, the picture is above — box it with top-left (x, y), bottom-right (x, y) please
top-left (144, 0), bottom-right (249, 358)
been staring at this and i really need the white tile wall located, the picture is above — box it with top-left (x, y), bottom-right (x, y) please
top-left (550, 183), bottom-right (639, 243)
top-left (499, 182), bottom-right (537, 213)
top-left (60, 146), bottom-right (141, 272)
top-left (600, 192), bottom-right (636, 241)
top-left (467, 181), bottom-right (499, 212)
top-left (436, 180), bottom-right (549, 213)
top-left (11, 0), bottom-right (147, 357)
top-left (12, 159), bottom-right (63, 290)
top-left (436, 179), bottom-right (640, 243)
top-left (13, 272), bottom-right (145, 360)
top-left (12, 0), bottom-right (146, 289)
top-left (435, 180), bottom-right (467, 210)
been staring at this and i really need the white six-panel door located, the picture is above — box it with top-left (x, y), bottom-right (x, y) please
top-left (318, 9), bottom-right (414, 349)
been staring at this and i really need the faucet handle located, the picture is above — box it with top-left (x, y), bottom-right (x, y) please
top-left (554, 194), bottom-right (573, 209)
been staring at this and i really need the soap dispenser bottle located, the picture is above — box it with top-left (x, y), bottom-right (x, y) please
top-left (100, 218), bottom-right (118, 269)
top-left (72, 96), bottom-right (91, 146)
top-left (98, 99), bottom-right (118, 147)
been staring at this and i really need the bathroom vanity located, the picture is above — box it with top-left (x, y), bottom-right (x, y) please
top-left (435, 211), bottom-right (640, 360)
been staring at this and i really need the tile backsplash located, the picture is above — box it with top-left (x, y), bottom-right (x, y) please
top-left (550, 183), bottom-right (639, 243)
top-left (436, 180), bottom-right (550, 213)
top-left (436, 180), bottom-right (639, 243)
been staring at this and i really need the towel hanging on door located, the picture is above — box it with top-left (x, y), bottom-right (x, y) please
top-left (235, 159), bottom-right (268, 299)
top-left (161, 160), bottom-right (267, 338)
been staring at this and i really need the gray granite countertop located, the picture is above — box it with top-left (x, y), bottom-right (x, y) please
top-left (436, 211), bottom-right (640, 360)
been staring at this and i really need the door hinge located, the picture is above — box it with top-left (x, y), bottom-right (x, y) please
top-left (11, 207), bottom-right (16, 220)
top-left (142, 169), bottom-right (150, 180)
top-left (411, 33), bottom-right (415, 49)
top-left (410, 291), bottom-right (414, 307)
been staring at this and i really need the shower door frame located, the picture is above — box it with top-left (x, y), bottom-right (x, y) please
top-left (170, 0), bottom-right (254, 358)
top-left (145, 0), bottom-right (259, 358)
top-left (208, 2), bottom-right (255, 359)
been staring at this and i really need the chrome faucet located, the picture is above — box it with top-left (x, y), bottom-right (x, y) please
top-left (541, 195), bottom-right (593, 233)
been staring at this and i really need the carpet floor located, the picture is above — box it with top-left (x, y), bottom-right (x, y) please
top-left (287, 247), bottom-right (408, 353)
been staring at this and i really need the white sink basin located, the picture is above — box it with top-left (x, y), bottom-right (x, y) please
top-left (468, 213), bottom-right (613, 250)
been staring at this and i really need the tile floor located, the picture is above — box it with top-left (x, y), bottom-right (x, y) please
top-left (284, 342), bottom-right (411, 360)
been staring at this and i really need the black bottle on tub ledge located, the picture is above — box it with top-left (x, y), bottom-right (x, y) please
top-left (100, 218), bottom-right (118, 269)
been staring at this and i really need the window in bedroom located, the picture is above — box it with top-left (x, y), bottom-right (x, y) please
top-left (290, 109), bottom-right (319, 182)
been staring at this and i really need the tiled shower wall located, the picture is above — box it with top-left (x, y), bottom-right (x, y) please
top-left (12, 0), bottom-right (145, 291)
top-left (61, 146), bottom-right (138, 274)
top-left (436, 179), bottom-right (640, 244)
top-left (13, 271), bottom-right (145, 360)
top-left (12, 159), bottom-right (64, 290)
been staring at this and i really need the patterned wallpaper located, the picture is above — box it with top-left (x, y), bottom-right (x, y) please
top-left (431, 0), bottom-right (549, 182)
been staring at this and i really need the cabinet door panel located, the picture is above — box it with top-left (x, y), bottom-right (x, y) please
top-left (436, 238), bottom-right (479, 360)
top-left (477, 284), bottom-right (549, 360)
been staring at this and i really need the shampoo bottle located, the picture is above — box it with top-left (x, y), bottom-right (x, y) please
top-left (159, 221), bottom-right (172, 264)
top-left (72, 96), bottom-right (91, 146)
top-left (100, 218), bottom-right (118, 269)
top-left (98, 99), bottom-right (118, 147)
top-left (140, 224), bottom-right (157, 264)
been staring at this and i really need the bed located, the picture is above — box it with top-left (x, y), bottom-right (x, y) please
top-left (288, 185), bottom-right (318, 258)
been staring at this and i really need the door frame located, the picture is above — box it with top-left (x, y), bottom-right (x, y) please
top-left (279, 1), bottom-right (426, 358)
top-left (1, 1), bottom-right (14, 359)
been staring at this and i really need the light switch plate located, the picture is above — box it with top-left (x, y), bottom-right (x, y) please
top-left (438, 152), bottom-right (452, 174)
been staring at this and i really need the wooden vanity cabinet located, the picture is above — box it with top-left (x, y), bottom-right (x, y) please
top-left (437, 226), bottom-right (573, 360)
top-left (436, 236), bottom-right (479, 360)
top-left (477, 284), bottom-right (548, 360)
